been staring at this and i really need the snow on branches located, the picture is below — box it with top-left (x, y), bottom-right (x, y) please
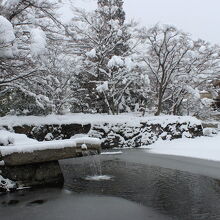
top-left (0, 15), bottom-right (17, 58)
top-left (30, 27), bottom-right (47, 58)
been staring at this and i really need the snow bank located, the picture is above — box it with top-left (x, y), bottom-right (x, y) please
top-left (0, 113), bottom-right (201, 127)
top-left (147, 133), bottom-right (220, 161)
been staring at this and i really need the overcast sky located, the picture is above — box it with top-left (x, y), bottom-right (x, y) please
top-left (60, 0), bottom-right (220, 44)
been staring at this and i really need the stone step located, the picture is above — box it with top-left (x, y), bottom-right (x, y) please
top-left (0, 140), bottom-right (101, 166)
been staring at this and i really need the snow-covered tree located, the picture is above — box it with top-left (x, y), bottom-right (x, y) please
top-left (141, 25), bottom-right (220, 116)
top-left (34, 45), bottom-right (80, 114)
top-left (171, 39), bottom-right (220, 116)
top-left (68, 0), bottom-right (142, 114)
top-left (0, 0), bottom-right (68, 115)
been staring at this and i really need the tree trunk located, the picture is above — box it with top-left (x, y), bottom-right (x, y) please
top-left (155, 92), bottom-right (163, 116)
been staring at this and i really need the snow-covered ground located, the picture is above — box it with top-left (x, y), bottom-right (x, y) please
top-left (147, 133), bottom-right (220, 162)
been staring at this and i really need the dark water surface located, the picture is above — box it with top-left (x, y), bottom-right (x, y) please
top-left (1, 149), bottom-right (220, 220)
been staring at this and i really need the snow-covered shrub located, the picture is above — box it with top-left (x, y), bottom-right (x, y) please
top-left (0, 89), bottom-right (51, 116)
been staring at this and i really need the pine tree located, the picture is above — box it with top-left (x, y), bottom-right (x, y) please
top-left (69, 0), bottom-right (139, 114)
top-left (97, 0), bottom-right (125, 25)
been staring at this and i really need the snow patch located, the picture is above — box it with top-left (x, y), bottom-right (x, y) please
top-left (148, 133), bottom-right (220, 162)
top-left (0, 15), bottom-right (17, 58)
top-left (30, 27), bottom-right (47, 57)
top-left (101, 151), bottom-right (123, 155)
top-left (96, 81), bottom-right (109, 93)
top-left (108, 56), bottom-right (124, 68)
top-left (86, 48), bottom-right (96, 58)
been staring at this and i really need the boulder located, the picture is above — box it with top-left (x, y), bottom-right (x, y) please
top-left (0, 161), bottom-right (64, 188)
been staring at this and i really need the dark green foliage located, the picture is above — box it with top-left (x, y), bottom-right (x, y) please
top-left (97, 0), bottom-right (125, 24)
top-left (0, 89), bottom-right (50, 116)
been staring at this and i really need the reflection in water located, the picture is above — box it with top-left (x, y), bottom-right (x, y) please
top-left (0, 189), bottom-right (171, 220)
top-left (61, 155), bottom-right (220, 220)
top-left (85, 175), bottom-right (112, 181)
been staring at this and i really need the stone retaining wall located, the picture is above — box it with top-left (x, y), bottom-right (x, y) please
top-left (89, 121), bottom-right (203, 149)
top-left (2, 123), bottom-right (91, 141)
top-left (2, 120), bottom-right (203, 149)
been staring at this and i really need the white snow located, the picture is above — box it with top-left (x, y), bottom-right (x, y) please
top-left (96, 81), bottom-right (109, 93)
top-left (0, 15), bottom-right (16, 58)
top-left (86, 48), bottom-right (96, 58)
top-left (147, 133), bottom-right (220, 162)
top-left (101, 151), bottom-right (123, 155)
top-left (0, 175), bottom-right (16, 191)
top-left (186, 86), bottom-right (200, 99)
top-left (108, 19), bottom-right (120, 30)
top-left (124, 57), bottom-right (135, 71)
top-left (44, 133), bottom-right (54, 141)
top-left (0, 16), bottom-right (15, 43)
top-left (201, 98), bottom-right (214, 106)
top-left (108, 56), bottom-right (124, 68)
top-left (30, 27), bottom-right (47, 57)
top-left (0, 130), bottom-right (101, 156)
top-left (117, 29), bottom-right (123, 36)
top-left (71, 134), bottom-right (88, 139)
top-left (0, 113), bottom-right (201, 128)
top-left (203, 127), bottom-right (218, 137)
top-left (140, 74), bottom-right (150, 85)
top-left (0, 130), bottom-right (38, 146)
top-left (1, 0), bottom-right (20, 10)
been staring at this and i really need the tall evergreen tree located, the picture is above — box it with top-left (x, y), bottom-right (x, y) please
top-left (97, 0), bottom-right (125, 25)
top-left (69, 0), bottom-right (139, 114)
